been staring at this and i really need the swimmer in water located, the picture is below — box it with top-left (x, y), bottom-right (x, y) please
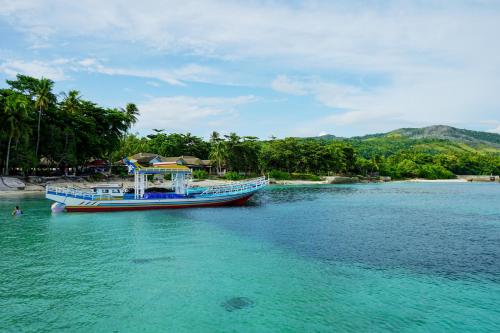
top-left (12, 206), bottom-right (22, 216)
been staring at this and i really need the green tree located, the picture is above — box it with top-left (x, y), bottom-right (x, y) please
top-left (209, 132), bottom-right (228, 175)
top-left (34, 78), bottom-right (55, 159)
top-left (123, 103), bottom-right (139, 126)
top-left (3, 94), bottom-right (30, 175)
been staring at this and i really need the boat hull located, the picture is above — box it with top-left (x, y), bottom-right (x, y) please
top-left (48, 192), bottom-right (254, 212)
top-left (46, 176), bottom-right (268, 213)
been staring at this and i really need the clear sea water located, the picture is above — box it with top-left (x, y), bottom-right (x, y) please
top-left (1, 182), bottom-right (499, 332)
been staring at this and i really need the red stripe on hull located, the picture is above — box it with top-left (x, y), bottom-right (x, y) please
top-left (65, 194), bottom-right (253, 212)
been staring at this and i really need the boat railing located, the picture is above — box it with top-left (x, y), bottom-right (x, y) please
top-left (200, 176), bottom-right (268, 196)
top-left (136, 167), bottom-right (192, 174)
top-left (46, 186), bottom-right (113, 201)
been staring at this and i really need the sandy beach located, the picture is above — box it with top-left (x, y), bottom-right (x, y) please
top-left (405, 178), bottom-right (468, 183)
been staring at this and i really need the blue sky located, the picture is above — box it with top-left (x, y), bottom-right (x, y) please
top-left (1, 0), bottom-right (500, 138)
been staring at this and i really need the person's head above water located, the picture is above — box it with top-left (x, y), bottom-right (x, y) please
top-left (12, 206), bottom-right (22, 216)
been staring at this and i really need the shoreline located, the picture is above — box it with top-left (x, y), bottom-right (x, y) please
top-left (1, 176), bottom-right (494, 197)
top-left (404, 178), bottom-right (468, 183)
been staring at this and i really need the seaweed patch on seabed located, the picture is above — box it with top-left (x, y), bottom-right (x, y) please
top-left (221, 297), bottom-right (255, 312)
top-left (131, 256), bottom-right (174, 264)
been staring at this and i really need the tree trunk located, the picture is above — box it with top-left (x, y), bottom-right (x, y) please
top-left (109, 154), bottom-right (113, 175)
top-left (35, 105), bottom-right (42, 159)
top-left (4, 134), bottom-right (12, 176)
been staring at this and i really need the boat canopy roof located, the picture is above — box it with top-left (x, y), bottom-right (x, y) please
top-left (137, 164), bottom-right (191, 174)
top-left (123, 157), bottom-right (191, 174)
top-left (91, 184), bottom-right (121, 189)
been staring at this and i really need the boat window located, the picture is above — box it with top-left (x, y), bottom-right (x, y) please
top-left (112, 189), bottom-right (120, 193)
top-left (101, 189), bottom-right (109, 193)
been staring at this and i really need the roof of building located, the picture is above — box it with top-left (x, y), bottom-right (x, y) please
top-left (129, 153), bottom-right (162, 164)
top-left (158, 156), bottom-right (212, 166)
top-left (87, 159), bottom-right (107, 167)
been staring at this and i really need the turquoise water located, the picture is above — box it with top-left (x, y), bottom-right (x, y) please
top-left (1, 182), bottom-right (499, 332)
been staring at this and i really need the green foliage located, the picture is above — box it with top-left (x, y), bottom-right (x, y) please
top-left (223, 171), bottom-right (244, 180)
top-left (417, 164), bottom-right (455, 179)
top-left (146, 132), bottom-right (209, 158)
top-left (291, 173), bottom-right (322, 181)
top-left (193, 170), bottom-right (208, 180)
top-left (259, 138), bottom-right (355, 175)
top-left (0, 74), bottom-right (137, 175)
top-left (2, 74), bottom-right (499, 180)
top-left (268, 170), bottom-right (291, 180)
top-left (268, 170), bottom-right (321, 181)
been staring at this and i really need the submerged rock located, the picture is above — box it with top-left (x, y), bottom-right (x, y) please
top-left (131, 256), bottom-right (174, 264)
top-left (221, 297), bottom-right (254, 312)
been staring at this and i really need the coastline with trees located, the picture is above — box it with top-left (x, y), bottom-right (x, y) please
top-left (1, 75), bottom-right (499, 184)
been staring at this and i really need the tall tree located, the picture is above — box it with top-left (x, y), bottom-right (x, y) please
top-left (123, 103), bottom-right (139, 126)
top-left (209, 132), bottom-right (227, 175)
top-left (61, 90), bottom-right (82, 114)
top-left (3, 94), bottom-right (30, 175)
top-left (34, 78), bottom-right (55, 159)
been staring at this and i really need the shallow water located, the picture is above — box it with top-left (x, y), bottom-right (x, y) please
top-left (1, 182), bottom-right (499, 332)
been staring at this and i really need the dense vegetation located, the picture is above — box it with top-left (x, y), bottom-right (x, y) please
top-left (346, 135), bottom-right (500, 178)
top-left (0, 75), bottom-right (137, 175)
top-left (117, 131), bottom-right (500, 180)
top-left (2, 75), bottom-right (499, 179)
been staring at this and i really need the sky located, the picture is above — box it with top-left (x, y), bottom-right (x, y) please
top-left (1, 0), bottom-right (500, 138)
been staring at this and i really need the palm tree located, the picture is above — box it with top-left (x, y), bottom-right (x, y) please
top-left (61, 90), bottom-right (81, 114)
top-left (123, 103), bottom-right (139, 127)
top-left (209, 131), bottom-right (220, 143)
top-left (209, 139), bottom-right (228, 176)
top-left (34, 78), bottom-right (54, 159)
top-left (3, 94), bottom-right (30, 175)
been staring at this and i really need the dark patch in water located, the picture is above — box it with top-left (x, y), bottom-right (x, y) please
top-left (221, 297), bottom-right (254, 312)
top-left (131, 256), bottom-right (174, 264)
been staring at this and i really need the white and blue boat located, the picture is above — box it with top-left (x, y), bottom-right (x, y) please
top-left (46, 157), bottom-right (268, 212)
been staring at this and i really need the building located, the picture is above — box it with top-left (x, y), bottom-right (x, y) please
top-left (155, 156), bottom-right (213, 173)
top-left (128, 153), bottom-right (163, 165)
top-left (127, 153), bottom-right (213, 173)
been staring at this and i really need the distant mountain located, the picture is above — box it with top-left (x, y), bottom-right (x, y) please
top-left (315, 125), bottom-right (499, 147)
top-left (315, 134), bottom-right (338, 140)
top-left (309, 125), bottom-right (500, 157)
top-left (373, 125), bottom-right (500, 148)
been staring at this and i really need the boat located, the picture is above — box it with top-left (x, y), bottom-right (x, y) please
top-left (45, 157), bottom-right (268, 212)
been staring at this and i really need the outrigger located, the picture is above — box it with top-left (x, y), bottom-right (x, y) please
top-left (46, 157), bottom-right (268, 212)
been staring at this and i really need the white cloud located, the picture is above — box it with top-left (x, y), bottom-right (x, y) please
top-left (481, 120), bottom-right (500, 134)
top-left (0, 59), bottom-right (68, 81)
top-left (271, 75), bottom-right (308, 95)
top-left (274, 68), bottom-right (500, 136)
top-left (2, 1), bottom-right (499, 72)
top-left (135, 95), bottom-right (257, 133)
top-left (1, 1), bottom-right (500, 135)
top-left (0, 56), bottom-right (221, 86)
top-left (75, 58), bottom-right (220, 86)
top-left (489, 126), bottom-right (500, 134)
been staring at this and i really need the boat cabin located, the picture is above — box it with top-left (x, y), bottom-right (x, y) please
top-left (91, 184), bottom-right (123, 197)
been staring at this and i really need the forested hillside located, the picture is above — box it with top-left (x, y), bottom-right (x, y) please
top-left (2, 75), bottom-right (499, 180)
